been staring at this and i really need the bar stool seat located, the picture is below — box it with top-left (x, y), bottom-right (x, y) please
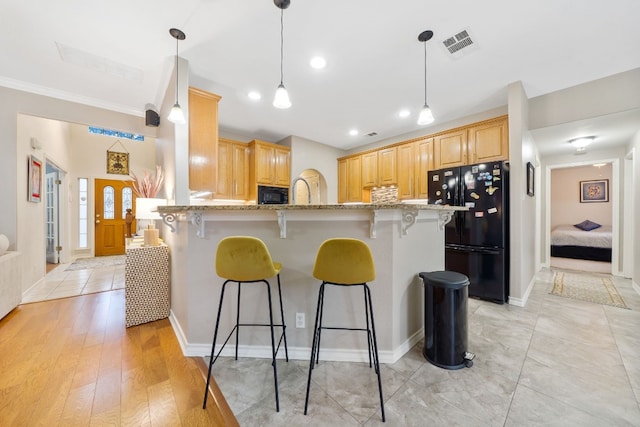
top-left (304, 237), bottom-right (385, 422)
top-left (203, 236), bottom-right (288, 412)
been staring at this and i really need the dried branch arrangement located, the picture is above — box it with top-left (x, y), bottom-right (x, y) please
top-left (129, 166), bottom-right (164, 198)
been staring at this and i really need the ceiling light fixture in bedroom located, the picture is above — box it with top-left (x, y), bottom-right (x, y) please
top-left (569, 136), bottom-right (595, 152)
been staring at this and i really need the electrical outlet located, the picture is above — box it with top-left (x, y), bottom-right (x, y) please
top-left (295, 312), bottom-right (305, 328)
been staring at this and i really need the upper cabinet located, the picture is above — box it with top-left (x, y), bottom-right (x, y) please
top-left (433, 115), bottom-right (509, 169)
top-left (467, 117), bottom-right (509, 164)
top-left (188, 87), bottom-right (221, 192)
top-left (378, 147), bottom-right (397, 186)
top-left (362, 151), bottom-right (378, 187)
top-left (397, 137), bottom-right (433, 200)
top-left (248, 140), bottom-right (291, 199)
top-left (216, 138), bottom-right (249, 200)
top-left (337, 155), bottom-right (364, 203)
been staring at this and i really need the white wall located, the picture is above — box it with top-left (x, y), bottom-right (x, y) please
top-left (630, 131), bottom-right (640, 287)
top-left (550, 164), bottom-right (613, 228)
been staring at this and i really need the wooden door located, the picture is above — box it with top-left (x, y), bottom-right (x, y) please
top-left (378, 147), bottom-right (397, 186)
top-left (95, 179), bottom-right (135, 256)
top-left (274, 147), bottom-right (290, 186)
top-left (467, 117), bottom-right (509, 164)
top-left (361, 151), bottom-right (378, 187)
top-left (434, 129), bottom-right (467, 169)
top-left (232, 143), bottom-right (250, 199)
top-left (397, 143), bottom-right (415, 199)
top-left (415, 137), bottom-right (434, 199)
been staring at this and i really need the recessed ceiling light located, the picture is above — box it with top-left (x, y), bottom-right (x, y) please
top-left (398, 109), bottom-right (410, 118)
top-left (248, 91), bottom-right (261, 101)
top-left (310, 56), bottom-right (326, 69)
top-left (349, 129), bottom-right (358, 136)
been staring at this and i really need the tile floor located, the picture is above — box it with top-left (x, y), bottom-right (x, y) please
top-left (208, 268), bottom-right (640, 426)
top-left (21, 261), bottom-right (125, 304)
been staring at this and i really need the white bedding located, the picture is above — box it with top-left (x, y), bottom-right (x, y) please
top-left (550, 225), bottom-right (612, 248)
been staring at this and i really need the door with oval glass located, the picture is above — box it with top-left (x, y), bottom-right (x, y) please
top-left (95, 178), bottom-right (135, 256)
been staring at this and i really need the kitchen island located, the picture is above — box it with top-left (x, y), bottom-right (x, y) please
top-left (158, 203), bottom-right (464, 363)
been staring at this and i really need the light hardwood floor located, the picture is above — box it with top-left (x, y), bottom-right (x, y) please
top-left (0, 289), bottom-right (238, 426)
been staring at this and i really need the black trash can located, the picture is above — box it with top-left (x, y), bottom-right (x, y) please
top-left (419, 271), bottom-right (472, 370)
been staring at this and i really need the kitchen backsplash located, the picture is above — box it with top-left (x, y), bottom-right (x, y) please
top-left (371, 186), bottom-right (399, 204)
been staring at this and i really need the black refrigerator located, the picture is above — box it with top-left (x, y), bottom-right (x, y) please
top-left (428, 161), bottom-right (509, 303)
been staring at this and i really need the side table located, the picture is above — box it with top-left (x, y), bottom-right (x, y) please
top-left (125, 242), bottom-right (170, 327)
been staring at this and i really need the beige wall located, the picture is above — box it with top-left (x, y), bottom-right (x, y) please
top-left (550, 164), bottom-right (613, 229)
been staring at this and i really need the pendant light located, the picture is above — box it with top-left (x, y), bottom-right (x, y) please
top-left (273, 0), bottom-right (291, 109)
top-left (168, 28), bottom-right (186, 124)
top-left (417, 30), bottom-right (434, 125)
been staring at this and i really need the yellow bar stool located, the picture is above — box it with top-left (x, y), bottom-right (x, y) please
top-left (304, 238), bottom-right (385, 422)
top-left (203, 236), bottom-right (288, 412)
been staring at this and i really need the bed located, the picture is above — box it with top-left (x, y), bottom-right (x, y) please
top-left (550, 224), bottom-right (612, 262)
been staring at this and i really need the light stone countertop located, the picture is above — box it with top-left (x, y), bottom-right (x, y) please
top-left (157, 203), bottom-right (467, 213)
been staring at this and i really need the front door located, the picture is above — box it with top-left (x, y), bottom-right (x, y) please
top-left (95, 179), bottom-right (135, 256)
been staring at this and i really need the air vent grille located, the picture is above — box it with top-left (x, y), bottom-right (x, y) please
top-left (442, 29), bottom-right (475, 56)
top-left (366, 132), bottom-right (378, 137)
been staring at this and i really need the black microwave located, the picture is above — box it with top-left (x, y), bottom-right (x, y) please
top-left (258, 185), bottom-right (289, 204)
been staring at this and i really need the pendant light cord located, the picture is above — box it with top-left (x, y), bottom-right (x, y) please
top-left (279, 8), bottom-right (284, 85)
top-left (175, 37), bottom-right (180, 104)
top-left (423, 39), bottom-right (427, 105)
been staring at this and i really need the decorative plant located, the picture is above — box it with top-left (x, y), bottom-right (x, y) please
top-left (129, 166), bottom-right (164, 198)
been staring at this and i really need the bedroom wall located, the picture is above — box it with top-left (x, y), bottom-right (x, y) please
top-left (550, 163), bottom-right (613, 229)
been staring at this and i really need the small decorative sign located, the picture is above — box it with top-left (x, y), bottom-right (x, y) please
top-left (107, 151), bottom-right (130, 175)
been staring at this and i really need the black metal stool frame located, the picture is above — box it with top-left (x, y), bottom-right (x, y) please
top-left (203, 274), bottom-right (289, 412)
top-left (304, 281), bottom-right (385, 422)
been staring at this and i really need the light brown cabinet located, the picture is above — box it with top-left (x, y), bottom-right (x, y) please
top-left (415, 137), bottom-right (434, 198)
top-left (378, 147), bottom-right (397, 186)
top-left (337, 155), bottom-right (364, 203)
top-left (248, 139), bottom-right (291, 200)
top-left (188, 87), bottom-right (221, 193)
top-left (433, 116), bottom-right (508, 169)
top-left (396, 138), bottom-right (433, 200)
top-left (215, 138), bottom-right (249, 200)
top-left (362, 152), bottom-right (378, 187)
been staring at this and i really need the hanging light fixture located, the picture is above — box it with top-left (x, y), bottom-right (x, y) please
top-left (417, 30), bottom-right (434, 125)
top-left (168, 28), bottom-right (186, 124)
top-left (273, 0), bottom-right (291, 109)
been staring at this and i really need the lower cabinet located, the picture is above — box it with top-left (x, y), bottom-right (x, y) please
top-left (125, 243), bottom-right (170, 328)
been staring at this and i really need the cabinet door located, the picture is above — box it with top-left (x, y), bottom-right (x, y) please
top-left (274, 147), bottom-right (291, 186)
top-left (254, 143), bottom-right (274, 184)
top-left (232, 143), bottom-right (250, 199)
top-left (467, 118), bottom-right (509, 164)
top-left (434, 129), bottom-right (467, 169)
top-left (415, 137), bottom-right (433, 199)
top-left (378, 147), bottom-right (397, 186)
top-left (361, 152), bottom-right (378, 187)
top-left (338, 159), bottom-right (348, 203)
top-left (397, 143), bottom-right (415, 199)
top-left (347, 156), bottom-right (363, 202)
top-left (215, 139), bottom-right (232, 199)
top-left (188, 88), bottom-right (221, 192)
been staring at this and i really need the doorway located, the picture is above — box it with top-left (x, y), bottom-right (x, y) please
top-left (45, 161), bottom-right (66, 271)
top-left (94, 178), bottom-right (136, 256)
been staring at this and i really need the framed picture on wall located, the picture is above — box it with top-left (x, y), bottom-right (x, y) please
top-left (526, 162), bottom-right (535, 197)
top-left (580, 179), bottom-right (608, 203)
top-left (28, 154), bottom-right (42, 203)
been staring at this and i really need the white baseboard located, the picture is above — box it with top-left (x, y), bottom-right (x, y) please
top-left (508, 273), bottom-right (537, 307)
top-left (633, 280), bottom-right (640, 296)
top-left (169, 311), bottom-right (421, 364)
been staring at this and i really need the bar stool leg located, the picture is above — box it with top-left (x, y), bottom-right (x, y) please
top-left (363, 287), bottom-right (373, 368)
top-left (304, 282), bottom-right (325, 415)
top-left (365, 284), bottom-right (385, 422)
top-left (315, 283), bottom-right (326, 365)
top-left (203, 280), bottom-right (230, 409)
top-left (263, 280), bottom-right (280, 412)
top-left (276, 274), bottom-right (289, 362)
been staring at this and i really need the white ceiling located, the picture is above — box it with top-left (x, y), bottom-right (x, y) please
top-left (1, 0), bottom-right (639, 156)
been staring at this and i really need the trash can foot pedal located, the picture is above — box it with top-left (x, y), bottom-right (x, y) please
top-left (463, 351), bottom-right (475, 368)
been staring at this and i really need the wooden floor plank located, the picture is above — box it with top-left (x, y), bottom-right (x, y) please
top-left (0, 290), bottom-right (238, 426)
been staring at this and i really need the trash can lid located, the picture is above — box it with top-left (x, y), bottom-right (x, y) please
top-left (419, 271), bottom-right (470, 289)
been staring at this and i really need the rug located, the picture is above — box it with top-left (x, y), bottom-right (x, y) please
top-left (65, 255), bottom-right (126, 271)
top-left (551, 271), bottom-right (628, 309)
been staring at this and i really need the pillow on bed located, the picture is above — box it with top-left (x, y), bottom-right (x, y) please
top-left (574, 219), bottom-right (602, 231)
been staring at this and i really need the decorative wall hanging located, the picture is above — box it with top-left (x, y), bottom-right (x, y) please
top-left (526, 162), bottom-right (535, 197)
top-left (106, 139), bottom-right (129, 175)
top-left (28, 154), bottom-right (42, 202)
top-left (580, 179), bottom-right (608, 203)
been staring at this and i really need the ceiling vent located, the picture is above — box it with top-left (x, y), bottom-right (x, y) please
top-left (366, 132), bottom-right (378, 137)
top-left (441, 28), bottom-right (477, 58)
